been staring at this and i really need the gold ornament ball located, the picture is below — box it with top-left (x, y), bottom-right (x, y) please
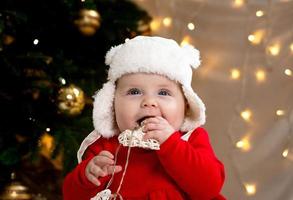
top-left (57, 84), bottom-right (85, 116)
top-left (74, 9), bottom-right (101, 36)
top-left (0, 173), bottom-right (32, 200)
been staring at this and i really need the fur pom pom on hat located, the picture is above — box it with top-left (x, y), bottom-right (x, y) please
top-left (77, 36), bottom-right (206, 162)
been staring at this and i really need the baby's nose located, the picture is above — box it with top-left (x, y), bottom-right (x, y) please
top-left (141, 97), bottom-right (158, 108)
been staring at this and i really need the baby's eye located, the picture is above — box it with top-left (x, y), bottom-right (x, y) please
top-left (158, 89), bottom-right (171, 96)
top-left (127, 88), bottom-right (142, 95)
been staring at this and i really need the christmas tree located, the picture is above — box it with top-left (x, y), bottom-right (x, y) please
top-left (0, 0), bottom-right (151, 198)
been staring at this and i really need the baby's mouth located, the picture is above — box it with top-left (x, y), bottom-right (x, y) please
top-left (136, 116), bottom-right (155, 126)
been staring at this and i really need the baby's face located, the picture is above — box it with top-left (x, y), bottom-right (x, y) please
top-left (114, 73), bottom-right (186, 132)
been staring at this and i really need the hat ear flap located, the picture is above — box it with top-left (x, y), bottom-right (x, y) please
top-left (93, 82), bottom-right (118, 138)
top-left (105, 44), bottom-right (123, 66)
top-left (180, 85), bottom-right (206, 132)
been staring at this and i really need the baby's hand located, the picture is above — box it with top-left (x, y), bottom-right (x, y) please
top-left (85, 150), bottom-right (122, 186)
top-left (142, 116), bottom-right (175, 144)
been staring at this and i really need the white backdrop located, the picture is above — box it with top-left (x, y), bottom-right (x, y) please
top-left (132, 0), bottom-right (293, 199)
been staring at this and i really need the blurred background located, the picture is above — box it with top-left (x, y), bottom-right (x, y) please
top-left (0, 0), bottom-right (292, 199)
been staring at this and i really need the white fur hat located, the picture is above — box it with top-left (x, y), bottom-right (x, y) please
top-left (77, 36), bottom-right (206, 162)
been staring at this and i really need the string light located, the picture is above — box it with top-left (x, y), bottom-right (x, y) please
top-left (162, 17), bottom-right (172, 27)
top-left (150, 18), bottom-right (161, 32)
top-left (241, 109), bottom-right (252, 122)
top-left (46, 127), bottom-right (51, 132)
top-left (282, 148), bottom-right (289, 158)
top-left (248, 30), bottom-right (265, 45)
top-left (255, 69), bottom-right (266, 82)
top-left (284, 69), bottom-right (292, 76)
top-left (276, 109), bottom-right (285, 116)
top-left (233, 0), bottom-right (245, 8)
top-left (267, 43), bottom-right (280, 56)
top-left (187, 23), bottom-right (195, 30)
top-left (231, 68), bottom-right (241, 80)
top-left (256, 10), bottom-right (264, 17)
top-left (244, 183), bottom-right (257, 196)
top-left (236, 137), bottom-right (251, 151)
top-left (33, 39), bottom-right (39, 45)
top-left (248, 35), bottom-right (255, 42)
top-left (180, 36), bottom-right (193, 47)
top-left (224, 0), bottom-right (292, 197)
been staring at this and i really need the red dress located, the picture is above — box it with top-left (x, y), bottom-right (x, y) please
top-left (63, 127), bottom-right (226, 200)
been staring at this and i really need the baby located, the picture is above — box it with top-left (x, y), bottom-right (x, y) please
top-left (63, 36), bottom-right (226, 200)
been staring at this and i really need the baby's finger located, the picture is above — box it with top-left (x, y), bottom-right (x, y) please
top-left (93, 155), bottom-right (114, 166)
top-left (143, 122), bottom-right (163, 132)
top-left (143, 130), bottom-right (158, 140)
top-left (151, 116), bottom-right (170, 125)
top-left (87, 173), bottom-right (101, 186)
top-left (105, 165), bottom-right (123, 175)
top-left (88, 164), bottom-right (107, 178)
top-left (142, 117), bottom-right (160, 125)
top-left (99, 150), bottom-right (114, 159)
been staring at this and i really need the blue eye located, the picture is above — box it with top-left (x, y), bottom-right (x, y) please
top-left (127, 88), bottom-right (141, 95)
top-left (158, 89), bottom-right (170, 96)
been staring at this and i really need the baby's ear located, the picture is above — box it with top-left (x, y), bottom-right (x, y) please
top-left (185, 101), bottom-right (190, 115)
